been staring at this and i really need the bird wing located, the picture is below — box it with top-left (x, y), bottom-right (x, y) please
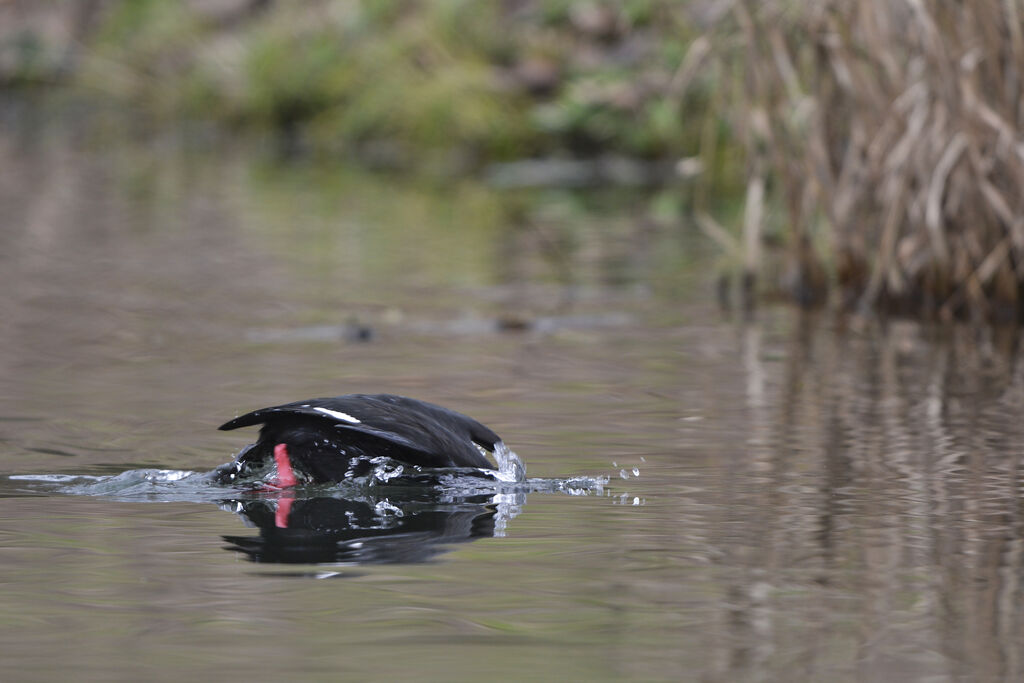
top-left (218, 394), bottom-right (497, 469)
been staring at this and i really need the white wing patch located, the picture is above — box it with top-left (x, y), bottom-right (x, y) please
top-left (313, 407), bottom-right (361, 423)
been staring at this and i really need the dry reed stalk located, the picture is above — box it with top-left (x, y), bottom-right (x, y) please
top-left (702, 0), bottom-right (1024, 321)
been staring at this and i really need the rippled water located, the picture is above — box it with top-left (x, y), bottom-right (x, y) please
top-left (3, 99), bottom-right (1024, 681)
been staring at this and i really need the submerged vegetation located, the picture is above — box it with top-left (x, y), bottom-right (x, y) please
top-left (3, 1), bottom-right (1024, 322)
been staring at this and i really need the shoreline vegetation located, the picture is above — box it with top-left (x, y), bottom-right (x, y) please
top-left (4, 1), bottom-right (1024, 323)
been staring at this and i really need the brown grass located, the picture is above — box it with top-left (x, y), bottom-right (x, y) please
top-left (700, 1), bottom-right (1024, 322)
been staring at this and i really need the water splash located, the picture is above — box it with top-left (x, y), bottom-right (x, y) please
top-left (10, 469), bottom-right (219, 502)
top-left (9, 474), bottom-right (103, 483)
top-left (5, 466), bottom-right (610, 568)
top-left (6, 465), bottom-right (606, 503)
top-left (491, 441), bottom-right (526, 483)
top-left (373, 499), bottom-right (403, 516)
top-left (369, 457), bottom-right (405, 483)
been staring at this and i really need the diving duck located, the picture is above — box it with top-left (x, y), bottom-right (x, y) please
top-left (214, 393), bottom-right (502, 486)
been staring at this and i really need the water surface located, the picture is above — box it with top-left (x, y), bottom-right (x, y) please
top-left (2, 100), bottom-right (1023, 681)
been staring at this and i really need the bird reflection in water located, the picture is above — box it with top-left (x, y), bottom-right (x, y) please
top-left (219, 490), bottom-right (522, 566)
top-left (211, 393), bottom-right (533, 569)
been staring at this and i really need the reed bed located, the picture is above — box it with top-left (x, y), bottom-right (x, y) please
top-left (5, 1), bottom-right (1024, 321)
top-left (701, 1), bottom-right (1024, 321)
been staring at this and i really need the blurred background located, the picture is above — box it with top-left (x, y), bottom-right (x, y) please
top-left (5, 0), bottom-right (1022, 319)
top-left (4, 2), bottom-right (1024, 681)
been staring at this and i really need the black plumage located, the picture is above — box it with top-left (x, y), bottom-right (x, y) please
top-left (216, 394), bottom-right (500, 483)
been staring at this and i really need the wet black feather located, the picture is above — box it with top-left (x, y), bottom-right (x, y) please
top-left (218, 394), bottom-right (499, 478)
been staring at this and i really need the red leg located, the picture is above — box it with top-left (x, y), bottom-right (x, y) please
top-left (273, 443), bottom-right (298, 487)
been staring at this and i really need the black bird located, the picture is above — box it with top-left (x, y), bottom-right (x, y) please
top-left (214, 394), bottom-right (502, 486)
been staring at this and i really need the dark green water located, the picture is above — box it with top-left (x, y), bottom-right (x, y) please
top-left (2, 101), bottom-right (1023, 682)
